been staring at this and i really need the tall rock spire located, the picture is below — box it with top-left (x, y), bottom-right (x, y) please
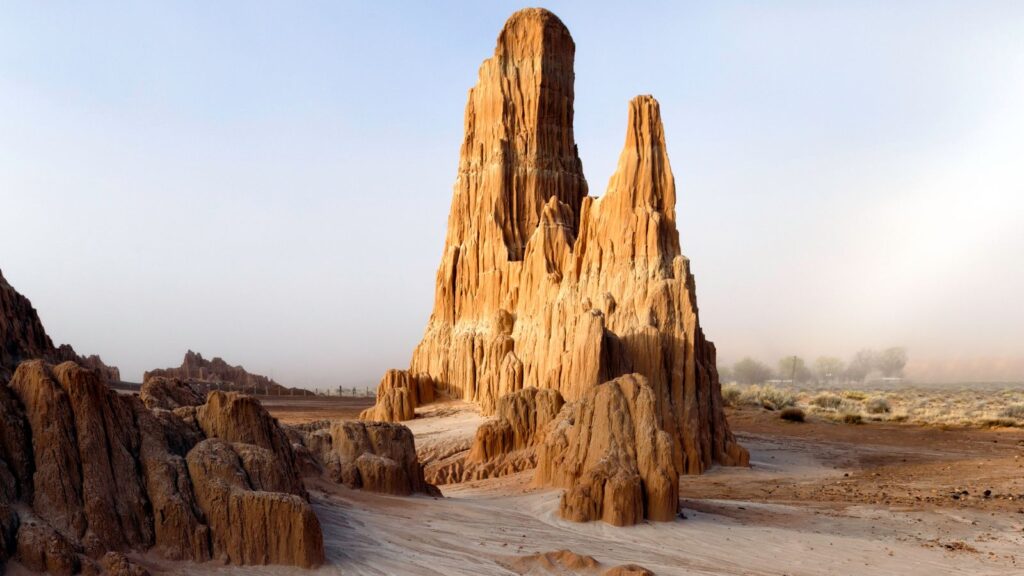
top-left (447, 7), bottom-right (587, 264)
top-left (364, 9), bottom-right (748, 518)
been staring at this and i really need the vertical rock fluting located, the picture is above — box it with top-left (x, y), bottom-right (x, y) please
top-left (0, 361), bottom-right (324, 572)
top-left (371, 7), bottom-right (747, 491)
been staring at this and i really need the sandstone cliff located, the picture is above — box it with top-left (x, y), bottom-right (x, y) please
top-left (365, 7), bottom-right (747, 512)
top-left (0, 361), bottom-right (323, 573)
top-left (144, 350), bottom-right (313, 396)
top-left (0, 269), bottom-right (120, 383)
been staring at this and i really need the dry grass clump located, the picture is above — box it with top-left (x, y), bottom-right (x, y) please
top-left (811, 392), bottom-right (843, 410)
top-left (999, 404), bottom-right (1024, 419)
top-left (842, 412), bottom-right (864, 425)
top-left (721, 383), bottom-right (742, 407)
top-left (724, 382), bottom-right (1024, 428)
top-left (780, 407), bottom-right (805, 422)
top-left (738, 384), bottom-right (797, 411)
top-left (865, 396), bottom-right (891, 414)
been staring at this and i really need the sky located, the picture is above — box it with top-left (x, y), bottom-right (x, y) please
top-left (1, 1), bottom-right (1022, 388)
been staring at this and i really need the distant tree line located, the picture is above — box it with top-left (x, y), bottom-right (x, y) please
top-left (720, 347), bottom-right (908, 386)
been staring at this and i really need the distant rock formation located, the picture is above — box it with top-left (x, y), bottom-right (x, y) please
top-left (0, 361), bottom-right (323, 573)
top-left (145, 350), bottom-right (313, 396)
top-left (0, 268), bottom-right (120, 384)
top-left (288, 420), bottom-right (439, 497)
top-left (363, 8), bottom-right (748, 524)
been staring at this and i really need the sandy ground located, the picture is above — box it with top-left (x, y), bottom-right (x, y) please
top-left (260, 395), bottom-right (374, 424)
top-left (134, 399), bottom-right (1024, 575)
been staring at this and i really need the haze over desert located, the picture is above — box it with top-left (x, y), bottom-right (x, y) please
top-left (1, 3), bottom-right (1022, 576)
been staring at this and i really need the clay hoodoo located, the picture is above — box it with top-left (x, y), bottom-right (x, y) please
top-left (364, 7), bottom-right (748, 525)
top-left (289, 420), bottom-right (439, 497)
top-left (0, 269), bottom-right (120, 384)
top-left (0, 361), bottom-right (324, 573)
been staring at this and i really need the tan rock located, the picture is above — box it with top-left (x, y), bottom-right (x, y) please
top-left (368, 8), bottom-right (747, 495)
top-left (1, 360), bottom-right (323, 571)
top-left (144, 350), bottom-right (313, 396)
top-left (14, 516), bottom-right (79, 576)
top-left (359, 369), bottom-right (434, 422)
top-left (185, 439), bottom-right (324, 568)
top-left (195, 391), bottom-right (306, 498)
top-left (536, 374), bottom-right (680, 525)
top-left (293, 420), bottom-right (439, 496)
top-left (140, 376), bottom-right (205, 410)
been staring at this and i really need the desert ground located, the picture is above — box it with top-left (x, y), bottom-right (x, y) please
top-left (158, 389), bottom-right (1024, 576)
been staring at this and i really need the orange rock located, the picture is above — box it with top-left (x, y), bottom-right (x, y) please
top-left (369, 7), bottom-right (747, 485)
top-left (185, 439), bottom-right (324, 568)
top-left (325, 421), bottom-right (438, 496)
top-left (0, 360), bottom-right (324, 571)
top-left (536, 374), bottom-right (680, 525)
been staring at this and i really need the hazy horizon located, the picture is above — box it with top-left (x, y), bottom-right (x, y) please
top-left (2, 2), bottom-right (1022, 389)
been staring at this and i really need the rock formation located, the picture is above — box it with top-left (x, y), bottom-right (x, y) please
top-left (0, 269), bottom-right (120, 383)
top-left (536, 374), bottom-right (680, 525)
top-left (358, 369), bottom-right (433, 422)
top-left (144, 350), bottom-right (313, 396)
top-left (139, 376), bottom-right (206, 410)
top-left (427, 387), bottom-right (564, 485)
top-left (364, 7), bottom-right (748, 524)
top-left (290, 420), bottom-right (439, 497)
top-left (0, 361), bottom-right (324, 573)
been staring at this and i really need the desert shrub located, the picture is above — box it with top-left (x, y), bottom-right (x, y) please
top-left (780, 407), bottom-right (805, 422)
top-left (865, 396), bottom-right (891, 414)
top-left (999, 404), bottom-right (1024, 420)
top-left (842, 412), bottom-right (863, 425)
top-left (980, 417), bottom-right (1020, 428)
top-left (721, 383), bottom-right (742, 407)
top-left (811, 392), bottom-right (843, 410)
top-left (842, 391), bottom-right (868, 401)
top-left (736, 384), bottom-right (796, 411)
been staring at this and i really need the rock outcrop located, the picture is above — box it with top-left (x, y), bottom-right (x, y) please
top-left (536, 374), bottom-right (680, 525)
top-left (0, 360), bottom-right (324, 573)
top-left (358, 369), bottom-right (433, 422)
top-left (144, 350), bottom-right (313, 396)
top-left (0, 269), bottom-right (120, 383)
top-left (139, 376), bottom-right (205, 410)
top-left (364, 7), bottom-right (748, 523)
top-left (291, 420), bottom-right (439, 497)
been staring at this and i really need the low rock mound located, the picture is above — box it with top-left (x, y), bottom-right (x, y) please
top-left (536, 374), bottom-right (680, 526)
top-left (499, 549), bottom-right (655, 575)
top-left (0, 361), bottom-right (324, 573)
top-left (293, 420), bottom-right (439, 496)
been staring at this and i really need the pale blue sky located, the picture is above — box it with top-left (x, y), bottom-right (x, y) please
top-left (2, 2), bottom-right (1022, 387)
